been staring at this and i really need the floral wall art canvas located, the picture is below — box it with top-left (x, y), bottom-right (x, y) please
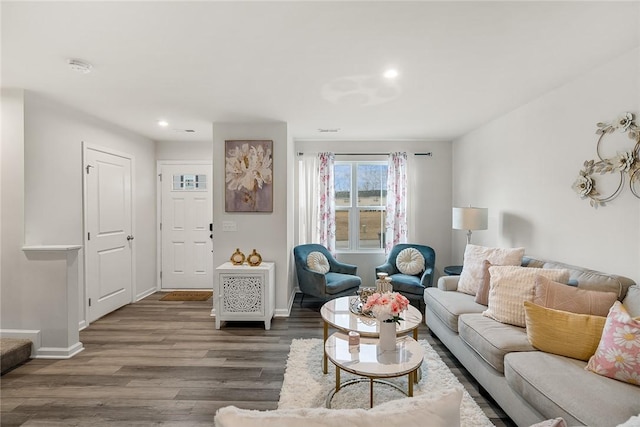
top-left (225, 140), bottom-right (273, 212)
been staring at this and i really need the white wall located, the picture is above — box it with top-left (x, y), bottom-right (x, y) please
top-left (23, 93), bottom-right (157, 305)
top-left (212, 122), bottom-right (293, 314)
top-left (156, 140), bottom-right (212, 161)
top-left (1, 89), bottom-right (82, 356)
top-left (1, 89), bottom-right (27, 330)
top-left (1, 91), bottom-right (157, 357)
top-left (294, 139), bottom-right (453, 287)
top-left (453, 48), bottom-right (640, 283)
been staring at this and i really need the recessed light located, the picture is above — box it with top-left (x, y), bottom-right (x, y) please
top-left (157, 120), bottom-right (169, 127)
top-left (383, 69), bottom-right (399, 79)
top-left (67, 59), bottom-right (92, 74)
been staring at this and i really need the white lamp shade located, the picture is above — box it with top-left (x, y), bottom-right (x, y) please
top-left (452, 207), bottom-right (488, 231)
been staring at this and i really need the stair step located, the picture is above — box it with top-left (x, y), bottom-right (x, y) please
top-left (1, 338), bottom-right (32, 375)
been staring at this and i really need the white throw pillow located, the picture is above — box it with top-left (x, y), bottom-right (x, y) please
top-left (396, 248), bottom-right (425, 276)
top-left (457, 244), bottom-right (525, 296)
top-left (214, 388), bottom-right (462, 427)
top-left (622, 285), bottom-right (640, 318)
top-left (483, 266), bottom-right (570, 327)
top-left (307, 251), bottom-right (330, 274)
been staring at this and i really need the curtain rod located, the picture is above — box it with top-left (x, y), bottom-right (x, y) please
top-left (296, 152), bottom-right (432, 157)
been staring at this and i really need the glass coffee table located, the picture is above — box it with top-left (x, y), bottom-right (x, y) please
top-left (324, 332), bottom-right (424, 408)
top-left (320, 296), bottom-right (423, 373)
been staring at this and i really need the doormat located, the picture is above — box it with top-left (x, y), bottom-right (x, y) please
top-left (160, 291), bottom-right (213, 301)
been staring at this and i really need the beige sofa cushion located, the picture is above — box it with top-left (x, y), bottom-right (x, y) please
top-left (505, 351), bottom-right (640, 427)
top-left (457, 244), bottom-right (524, 296)
top-left (458, 313), bottom-right (534, 373)
top-left (214, 388), bottom-right (463, 427)
top-left (523, 256), bottom-right (634, 300)
top-left (424, 288), bottom-right (485, 333)
top-left (483, 266), bottom-right (570, 327)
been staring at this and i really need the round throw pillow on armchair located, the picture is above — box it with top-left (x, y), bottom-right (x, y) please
top-left (396, 248), bottom-right (425, 275)
top-left (307, 251), bottom-right (330, 274)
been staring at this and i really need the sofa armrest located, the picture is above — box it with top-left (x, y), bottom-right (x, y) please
top-left (437, 275), bottom-right (460, 291)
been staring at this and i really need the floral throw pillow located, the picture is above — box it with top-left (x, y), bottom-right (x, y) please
top-left (585, 301), bottom-right (640, 386)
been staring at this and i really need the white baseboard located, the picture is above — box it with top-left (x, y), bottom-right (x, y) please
top-left (0, 329), bottom-right (41, 357)
top-left (1, 329), bottom-right (84, 359)
top-left (34, 342), bottom-right (84, 359)
top-left (135, 287), bottom-right (157, 302)
top-left (274, 289), bottom-right (296, 317)
top-left (78, 319), bottom-right (88, 331)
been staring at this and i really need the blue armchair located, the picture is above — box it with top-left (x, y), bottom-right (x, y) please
top-left (375, 243), bottom-right (436, 306)
top-left (293, 244), bottom-right (362, 305)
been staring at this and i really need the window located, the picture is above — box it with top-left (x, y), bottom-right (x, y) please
top-left (172, 174), bottom-right (207, 191)
top-left (335, 162), bottom-right (387, 251)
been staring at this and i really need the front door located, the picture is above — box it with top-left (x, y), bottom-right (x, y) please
top-left (160, 163), bottom-right (213, 289)
top-left (85, 146), bottom-right (133, 322)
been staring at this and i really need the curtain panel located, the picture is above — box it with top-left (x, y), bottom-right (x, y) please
top-left (385, 152), bottom-right (408, 253)
top-left (297, 152), bottom-right (336, 254)
top-left (316, 152), bottom-right (336, 254)
top-left (297, 154), bottom-right (319, 245)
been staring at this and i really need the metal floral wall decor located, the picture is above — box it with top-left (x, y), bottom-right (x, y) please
top-left (225, 140), bottom-right (273, 212)
top-left (572, 113), bottom-right (640, 207)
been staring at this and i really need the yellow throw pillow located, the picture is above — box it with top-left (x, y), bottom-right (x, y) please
top-left (524, 301), bottom-right (606, 361)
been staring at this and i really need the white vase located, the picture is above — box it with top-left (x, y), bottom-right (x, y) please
top-left (379, 320), bottom-right (397, 351)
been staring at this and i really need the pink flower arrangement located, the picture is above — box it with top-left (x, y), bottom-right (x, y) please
top-left (362, 292), bottom-right (410, 324)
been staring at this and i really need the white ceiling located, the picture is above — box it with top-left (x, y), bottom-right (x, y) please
top-left (2, 1), bottom-right (639, 143)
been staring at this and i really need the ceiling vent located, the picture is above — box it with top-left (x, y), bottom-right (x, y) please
top-left (67, 59), bottom-right (93, 74)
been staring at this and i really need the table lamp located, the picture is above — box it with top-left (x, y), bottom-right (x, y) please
top-left (452, 206), bottom-right (488, 245)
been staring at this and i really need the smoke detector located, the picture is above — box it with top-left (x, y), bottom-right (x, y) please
top-left (67, 59), bottom-right (93, 74)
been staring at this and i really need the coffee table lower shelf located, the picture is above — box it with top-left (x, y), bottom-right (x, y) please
top-left (324, 332), bottom-right (424, 408)
top-left (326, 374), bottom-right (419, 409)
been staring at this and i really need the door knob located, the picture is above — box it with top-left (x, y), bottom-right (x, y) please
top-left (127, 235), bottom-right (134, 241)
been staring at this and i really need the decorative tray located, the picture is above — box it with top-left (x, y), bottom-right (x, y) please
top-left (349, 298), bottom-right (375, 318)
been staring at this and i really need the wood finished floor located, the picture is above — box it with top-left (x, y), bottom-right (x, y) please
top-left (1, 293), bottom-right (516, 426)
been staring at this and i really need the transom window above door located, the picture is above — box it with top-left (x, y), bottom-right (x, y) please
top-left (172, 174), bottom-right (207, 191)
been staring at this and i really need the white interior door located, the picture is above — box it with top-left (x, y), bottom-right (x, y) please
top-left (85, 147), bottom-right (133, 322)
top-left (160, 163), bottom-right (213, 289)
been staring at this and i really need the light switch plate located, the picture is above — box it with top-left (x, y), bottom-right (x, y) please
top-left (222, 221), bottom-right (237, 232)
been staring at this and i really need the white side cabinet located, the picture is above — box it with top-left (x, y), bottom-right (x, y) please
top-left (214, 262), bottom-right (275, 330)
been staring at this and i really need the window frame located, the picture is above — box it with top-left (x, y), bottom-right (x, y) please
top-left (335, 160), bottom-right (387, 253)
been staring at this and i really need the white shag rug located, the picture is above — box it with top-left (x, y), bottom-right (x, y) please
top-left (279, 338), bottom-right (494, 427)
